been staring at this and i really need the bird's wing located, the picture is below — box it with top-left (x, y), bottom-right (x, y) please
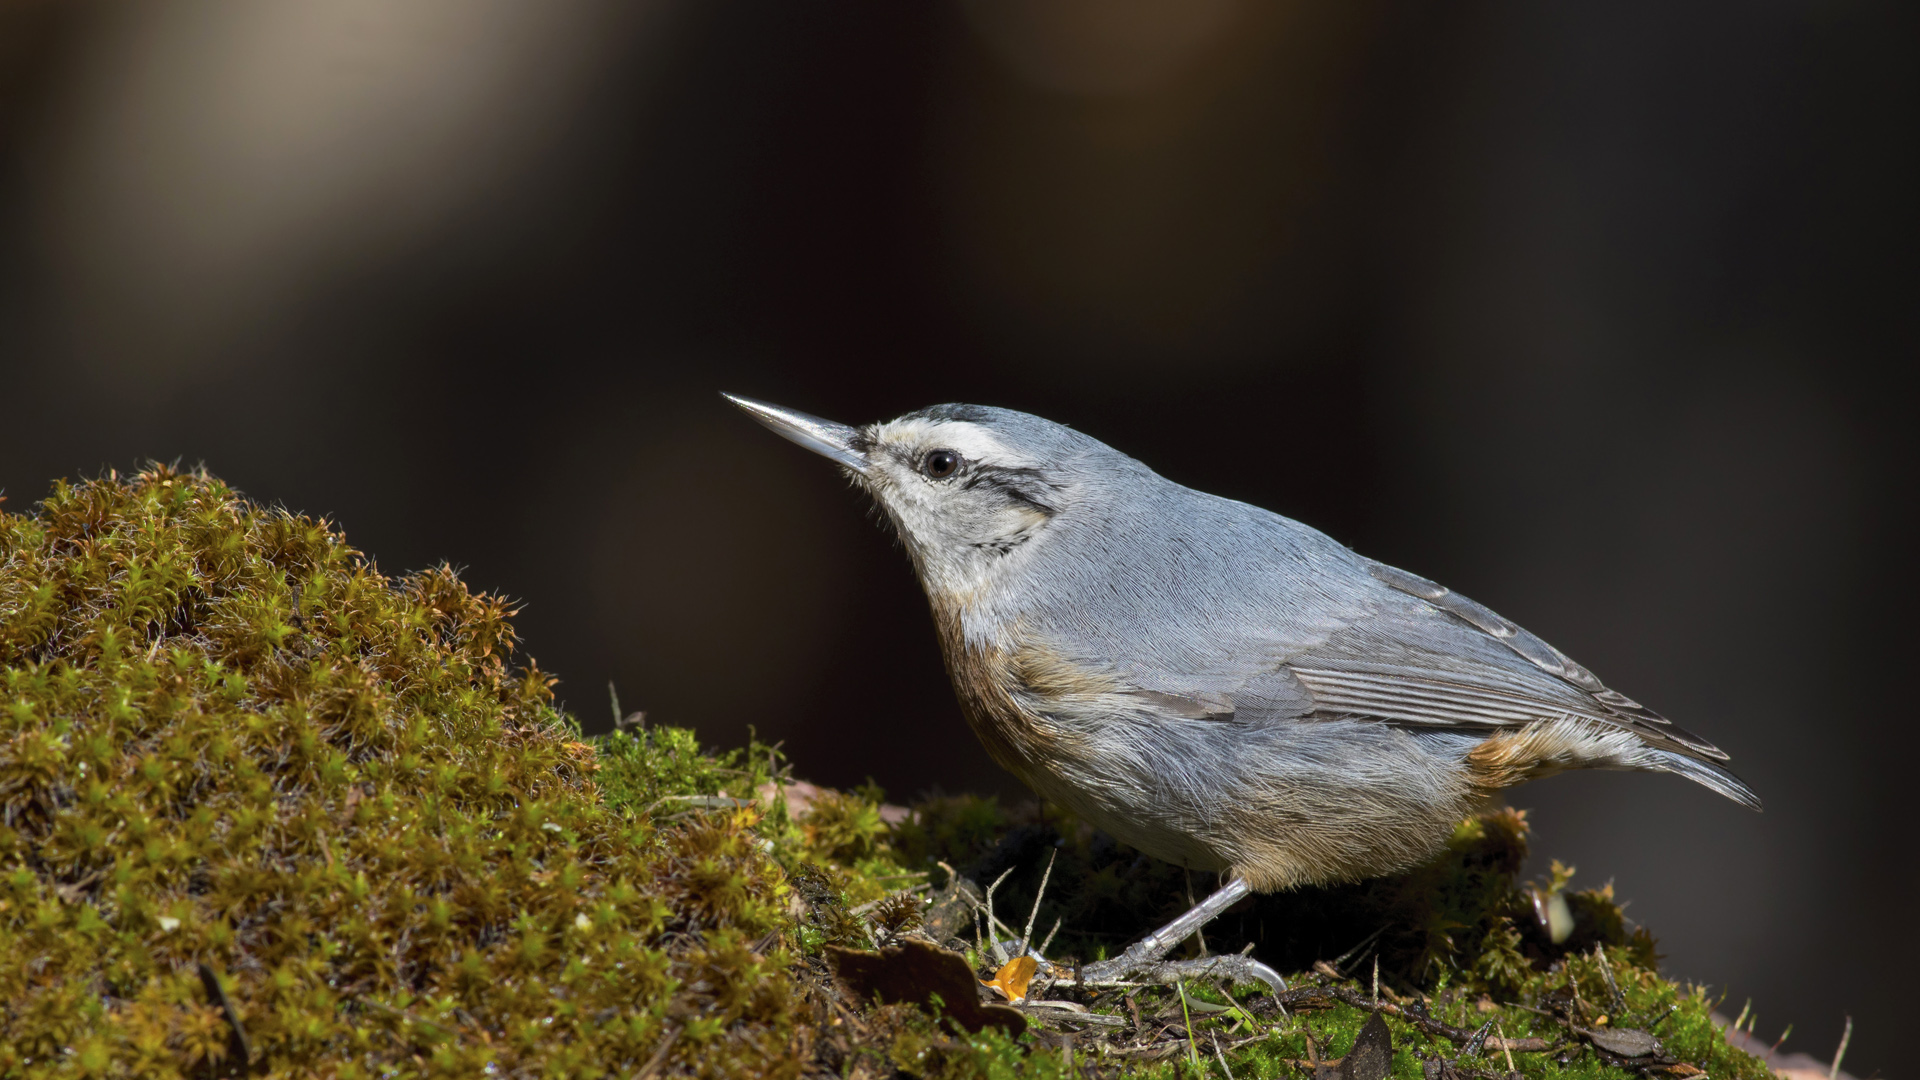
top-left (1275, 560), bottom-right (1731, 761)
top-left (1034, 489), bottom-right (1731, 761)
top-left (1108, 554), bottom-right (1729, 761)
top-left (1098, 551), bottom-right (1759, 808)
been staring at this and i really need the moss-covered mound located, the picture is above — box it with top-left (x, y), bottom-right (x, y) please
top-left (639, 770), bottom-right (1776, 1080)
top-left (0, 468), bottom-right (794, 1077)
top-left (1, 466), bottom-right (1788, 1080)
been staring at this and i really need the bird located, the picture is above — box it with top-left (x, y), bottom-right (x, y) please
top-left (723, 393), bottom-right (1759, 990)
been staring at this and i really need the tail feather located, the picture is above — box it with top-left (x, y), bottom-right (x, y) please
top-left (1652, 748), bottom-right (1762, 811)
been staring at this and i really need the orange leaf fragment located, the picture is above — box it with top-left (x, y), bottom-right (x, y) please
top-left (980, 955), bottom-right (1038, 1004)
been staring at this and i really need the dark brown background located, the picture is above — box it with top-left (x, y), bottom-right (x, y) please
top-left (1, 2), bottom-right (1910, 1072)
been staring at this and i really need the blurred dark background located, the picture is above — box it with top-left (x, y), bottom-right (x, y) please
top-left (1, 1), bottom-right (1911, 1071)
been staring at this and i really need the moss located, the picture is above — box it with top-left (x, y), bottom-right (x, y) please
top-left (2, 465), bottom-right (1785, 1080)
top-left (881, 796), bottom-right (1649, 988)
top-left (593, 724), bottom-right (781, 819)
top-left (0, 467), bottom-right (797, 1077)
top-left (595, 738), bottom-right (1779, 1080)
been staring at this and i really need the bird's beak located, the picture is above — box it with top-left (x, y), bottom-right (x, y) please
top-left (722, 393), bottom-right (869, 472)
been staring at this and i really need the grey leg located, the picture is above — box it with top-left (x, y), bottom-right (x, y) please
top-left (1077, 878), bottom-right (1288, 993)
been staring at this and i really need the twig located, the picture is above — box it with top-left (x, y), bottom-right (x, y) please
top-left (849, 884), bottom-right (929, 916)
top-left (982, 866), bottom-right (1016, 963)
top-left (1039, 916), bottom-right (1064, 957)
top-left (1328, 924), bottom-right (1390, 975)
top-left (635, 1023), bottom-right (680, 1080)
top-left (1021, 849), bottom-right (1057, 957)
top-left (1829, 1016), bottom-right (1852, 1080)
top-left (1106, 1030), bottom-right (1273, 1062)
top-left (1593, 943), bottom-right (1624, 1015)
top-left (1213, 1031), bottom-right (1237, 1080)
top-left (1284, 986), bottom-right (1560, 1053)
top-left (1496, 1021), bottom-right (1517, 1073)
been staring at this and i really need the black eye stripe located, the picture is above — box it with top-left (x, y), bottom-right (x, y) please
top-left (960, 469), bottom-right (1059, 515)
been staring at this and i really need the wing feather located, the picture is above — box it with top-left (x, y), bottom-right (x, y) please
top-left (1292, 560), bottom-right (1733, 761)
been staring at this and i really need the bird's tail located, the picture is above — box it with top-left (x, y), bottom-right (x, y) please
top-left (1651, 748), bottom-right (1763, 811)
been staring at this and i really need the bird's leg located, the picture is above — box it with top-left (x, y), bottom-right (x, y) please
top-left (1101, 876), bottom-right (1249, 967)
top-left (1075, 877), bottom-right (1288, 993)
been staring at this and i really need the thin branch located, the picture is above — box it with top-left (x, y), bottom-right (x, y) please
top-left (1280, 986), bottom-right (1562, 1053)
top-left (1021, 849), bottom-right (1057, 957)
top-left (1213, 1031), bottom-right (1237, 1080)
top-left (1038, 916), bottom-right (1064, 958)
top-left (981, 866), bottom-right (1016, 964)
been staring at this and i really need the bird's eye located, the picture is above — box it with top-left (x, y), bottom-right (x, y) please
top-left (923, 449), bottom-right (961, 479)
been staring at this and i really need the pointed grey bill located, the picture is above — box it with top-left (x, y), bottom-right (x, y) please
top-left (721, 393), bottom-right (868, 472)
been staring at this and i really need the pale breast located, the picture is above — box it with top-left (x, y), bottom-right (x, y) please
top-left (930, 614), bottom-right (1488, 890)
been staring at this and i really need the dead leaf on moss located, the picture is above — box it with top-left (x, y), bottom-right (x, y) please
top-left (1583, 1025), bottom-right (1661, 1057)
top-left (1340, 1012), bottom-right (1394, 1080)
top-left (827, 938), bottom-right (1025, 1034)
top-left (981, 954), bottom-right (1038, 1003)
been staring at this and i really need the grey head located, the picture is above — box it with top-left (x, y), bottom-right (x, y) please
top-left (724, 394), bottom-right (1130, 602)
top-left (724, 393), bottom-right (1760, 822)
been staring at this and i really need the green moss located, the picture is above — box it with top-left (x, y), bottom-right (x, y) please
top-left (593, 724), bottom-right (780, 818)
top-left (1, 466), bottom-right (1785, 1080)
top-left (880, 795), bottom-right (1650, 990)
top-left (0, 467), bottom-right (797, 1077)
top-left (590, 723), bottom-right (1778, 1080)
top-left (596, 735), bottom-right (1779, 1079)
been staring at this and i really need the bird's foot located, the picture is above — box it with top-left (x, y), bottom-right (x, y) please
top-left (1063, 877), bottom-right (1288, 992)
top-left (1076, 950), bottom-right (1288, 993)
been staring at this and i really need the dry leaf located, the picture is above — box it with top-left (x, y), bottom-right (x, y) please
top-left (1340, 1013), bottom-right (1394, 1080)
top-left (827, 939), bottom-right (1025, 1034)
top-left (981, 955), bottom-right (1038, 1004)
top-left (1585, 1026), bottom-right (1662, 1058)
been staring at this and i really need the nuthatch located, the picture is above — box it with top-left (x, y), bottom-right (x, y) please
top-left (725, 394), bottom-right (1759, 990)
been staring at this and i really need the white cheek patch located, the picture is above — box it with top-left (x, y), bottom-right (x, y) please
top-left (864, 416), bottom-right (1056, 597)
